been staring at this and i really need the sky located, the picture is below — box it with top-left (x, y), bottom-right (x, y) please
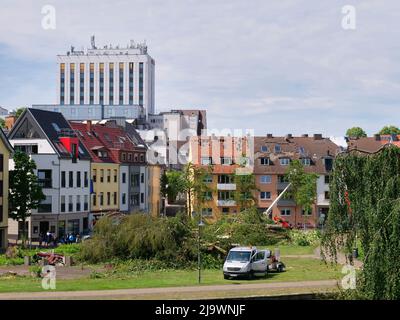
top-left (0, 0), bottom-right (399, 137)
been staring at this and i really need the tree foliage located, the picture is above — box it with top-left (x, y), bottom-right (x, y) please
top-left (14, 108), bottom-right (26, 119)
top-left (322, 146), bottom-right (400, 299)
top-left (285, 160), bottom-right (318, 213)
top-left (233, 173), bottom-right (258, 212)
top-left (160, 170), bottom-right (186, 203)
top-left (9, 151), bottom-right (45, 244)
top-left (346, 127), bottom-right (367, 138)
top-left (378, 125), bottom-right (400, 135)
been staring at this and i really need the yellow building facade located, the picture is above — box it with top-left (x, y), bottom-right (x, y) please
top-left (0, 129), bottom-right (13, 251)
top-left (91, 162), bottom-right (120, 214)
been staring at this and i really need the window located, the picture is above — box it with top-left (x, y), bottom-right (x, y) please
top-left (325, 191), bottom-right (330, 200)
top-left (222, 207), bottom-right (230, 214)
top-left (132, 174), bottom-right (140, 187)
top-left (107, 169), bottom-right (111, 183)
top-left (61, 196), bottom-right (66, 213)
top-left (280, 158), bottom-right (290, 166)
top-left (122, 153), bottom-right (126, 161)
top-left (61, 171), bottom-right (66, 188)
top-left (93, 193), bottom-right (97, 206)
top-left (122, 193), bottom-right (126, 205)
top-left (278, 175), bottom-right (288, 183)
top-left (107, 192), bottom-right (111, 206)
top-left (260, 146), bottom-right (268, 152)
top-left (38, 170), bottom-right (52, 188)
top-left (122, 172), bottom-right (126, 183)
top-left (275, 144), bottom-right (281, 153)
top-left (114, 170), bottom-right (118, 183)
top-left (218, 175), bottom-right (234, 184)
top-left (221, 157), bottom-right (232, 165)
top-left (69, 171), bottom-right (73, 187)
top-left (140, 155), bottom-right (145, 163)
top-left (76, 171), bottom-right (81, 188)
top-left (100, 169), bottom-right (104, 183)
top-left (141, 173), bottom-right (144, 183)
top-left (100, 192), bottom-right (104, 206)
top-left (128, 153), bottom-right (132, 161)
top-left (203, 191), bottom-right (213, 200)
top-left (202, 208), bottom-right (213, 216)
top-left (14, 144), bottom-right (38, 154)
top-left (113, 192), bottom-right (117, 205)
top-left (93, 169), bottom-right (97, 182)
top-left (140, 193), bottom-right (144, 204)
top-left (260, 157), bottom-right (270, 165)
top-left (84, 195), bottom-right (88, 211)
top-left (260, 175), bottom-right (272, 184)
top-left (324, 175), bottom-right (330, 184)
top-left (325, 158), bottom-right (333, 172)
top-left (280, 209), bottom-right (291, 216)
top-left (201, 157), bottom-right (212, 165)
top-left (302, 208), bottom-right (312, 216)
top-left (260, 191), bottom-right (271, 200)
top-left (203, 175), bottom-right (212, 183)
top-left (218, 191), bottom-right (233, 201)
top-left (301, 158), bottom-right (311, 166)
top-left (84, 171), bottom-right (89, 187)
top-left (76, 195), bottom-right (81, 211)
top-left (68, 195), bottom-right (73, 212)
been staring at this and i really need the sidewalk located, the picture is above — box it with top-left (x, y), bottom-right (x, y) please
top-left (0, 280), bottom-right (339, 300)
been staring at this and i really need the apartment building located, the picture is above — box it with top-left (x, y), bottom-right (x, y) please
top-left (254, 134), bottom-right (339, 228)
top-left (189, 134), bottom-right (340, 228)
top-left (139, 109), bottom-right (207, 169)
top-left (188, 135), bottom-right (252, 219)
top-left (0, 128), bottom-right (13, 251)
top-left (7, 109), bottom-right (92, 241)
top-left (347, 134), bottom-right (400, 153)
top-left (71, 120), bottom-right (148, 214)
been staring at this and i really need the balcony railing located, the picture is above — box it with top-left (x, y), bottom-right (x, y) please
top-left (216, 200), bottom-right (236, 207)
top-left (277, 198), bottom-right (296, 206)
top-left (217, 183), bottom-right (236, 190)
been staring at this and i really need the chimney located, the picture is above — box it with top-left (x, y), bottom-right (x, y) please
top-left (374, 134), bottom-right (381, 141)
top-left (313, 134), bottom-right (323, 140)
top-left (86, 120), bottom-right (92, 132)
top-left (302, 134), bottom-right (309, 137)
top-left (267, 133), bottom-right (273, 138)
top-left (286, 134), bottom-right (293, 139)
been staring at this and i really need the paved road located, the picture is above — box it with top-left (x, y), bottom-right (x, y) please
top-left (0, 280), bottom-right (339, 300)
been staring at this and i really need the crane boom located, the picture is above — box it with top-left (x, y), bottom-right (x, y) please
top-left (263, 183), bottom-right (292, 216)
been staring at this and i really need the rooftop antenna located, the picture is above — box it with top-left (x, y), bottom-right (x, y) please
top-left (91, 35), bottom-right (96, 49)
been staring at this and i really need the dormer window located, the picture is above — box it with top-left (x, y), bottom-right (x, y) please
top-left (98, 150), bottom-right (108, 158)
top-left (275, 144), bottom-right (281, 153)
top-left (261, 145), bottom-right (268, 152)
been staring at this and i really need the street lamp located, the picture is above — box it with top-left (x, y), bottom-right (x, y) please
top-left (196, 211), bottom-right (205, 284)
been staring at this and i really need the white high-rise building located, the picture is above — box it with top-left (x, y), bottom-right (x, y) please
top-left (57, 37), bottom-right (155, 118)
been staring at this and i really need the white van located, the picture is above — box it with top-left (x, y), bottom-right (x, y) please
top-left (223, 246), bottom-right (285, 280)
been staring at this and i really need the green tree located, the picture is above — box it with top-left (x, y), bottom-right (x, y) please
top-left (183, 162), bottom-right (213, 218)
top-left (160, 170), bottom-right (186, 203)
top-left (14, 108), bottom-right (26, 119)
top-left (0, 118), bottom-right (5, 129)
top-left (346, 127), bottom-right (367, 138)
top-left (234, 173), bottom-right (258, 212)
top-left (322, 146), bottom-right (400, 299)
top-left (8, 151), bottom-right (45, 246)
top-left (285, 160), bottom-right (318, 226)
top-left (378, 125), bottom-right (400, 135)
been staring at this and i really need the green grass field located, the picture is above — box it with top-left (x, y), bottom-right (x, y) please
top-left (0, 257), bottom-right (341, 293)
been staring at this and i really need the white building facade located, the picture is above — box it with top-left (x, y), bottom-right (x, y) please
top-left (57, 40), bottom-right (155, 118)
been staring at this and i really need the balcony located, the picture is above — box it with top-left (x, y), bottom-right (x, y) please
top-left (217, 200), bottom-right (236, 207)
top-left (217, 183), bottom-right (236, 190)
top-left (277, 181), bottom-right (289, 190)
top-left (277, 199), bottom-right (296, 206)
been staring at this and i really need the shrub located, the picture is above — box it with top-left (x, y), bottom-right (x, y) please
top-left (289, 229), bottom-right (321, 246)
